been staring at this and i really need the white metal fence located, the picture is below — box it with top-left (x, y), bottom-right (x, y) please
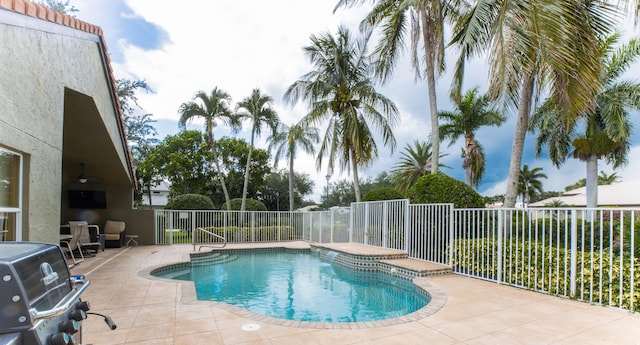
top-left (155, 210), bottom-right (306, 245)
top-left (451, 207), bottom-right (638, 312)
top-left (154, 202), bottom-right (638, 312)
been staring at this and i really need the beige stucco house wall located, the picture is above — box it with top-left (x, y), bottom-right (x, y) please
top-left (0, 1), bottom-right (145, 244)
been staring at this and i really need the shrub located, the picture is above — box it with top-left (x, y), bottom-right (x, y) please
top-left (165, 194), bottom-right (214, 210)
top-left (406, 172), bottom-right (484, 208)
top-left (221, 198), bottom-right (267, 211)
top-left (362, 187), bottom-right (404, 201)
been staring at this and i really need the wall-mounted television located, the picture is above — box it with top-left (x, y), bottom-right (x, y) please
top-left (68, 190), bottom-right (107, 209)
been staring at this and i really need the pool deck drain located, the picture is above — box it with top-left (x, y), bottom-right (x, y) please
top-left (241, 323), bottom-right (261, 331)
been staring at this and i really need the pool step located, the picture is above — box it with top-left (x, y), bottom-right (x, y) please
top-left (161, 266), bottom-right (192, 280)
top-left (190, 253), bottom-right (237, 266)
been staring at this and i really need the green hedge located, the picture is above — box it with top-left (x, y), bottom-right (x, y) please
top-left (165, 194), bottom-right (214, 210)
top-left (362, 187), bottom-right (404, 201)
top-left (190, 225), bottom-right (298, 243)
top-left (452, 238), bottom-right (640, 311)
top-left (406, 173), bottom-right (484, 208)
top-left (221, 198), bottom-right (267, 211)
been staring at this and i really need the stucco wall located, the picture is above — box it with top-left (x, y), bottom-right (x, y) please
top-left (0, 12), bottom-right (128, 243)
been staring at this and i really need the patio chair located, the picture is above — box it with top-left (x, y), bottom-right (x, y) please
top-left (75, 221), bottom-right (101, 255)
top-left (62, 221), bottom-right (86, 266)
top-left (103, 220), bottom-right (126, 248)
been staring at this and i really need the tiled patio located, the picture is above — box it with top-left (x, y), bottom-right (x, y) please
top-left (74, 242), bottom-right (640, 344)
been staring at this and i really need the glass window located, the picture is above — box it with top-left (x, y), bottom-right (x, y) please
top-left (0, 149), bottom-right (21, 208)
top-left (0, 148), bottom-right (22, 242)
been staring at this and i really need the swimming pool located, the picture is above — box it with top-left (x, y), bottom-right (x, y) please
top-left (152, 250), bottom-right (430, 322)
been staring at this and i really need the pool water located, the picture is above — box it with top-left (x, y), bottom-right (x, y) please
top-left (155, 251), bottom-right (430, 322)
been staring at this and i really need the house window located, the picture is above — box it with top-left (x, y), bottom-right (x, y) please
top-left (0, 148), bottom-right (22, 242)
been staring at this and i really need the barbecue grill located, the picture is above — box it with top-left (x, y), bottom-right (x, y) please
top-left (0, 242), bottom-right (108, 345)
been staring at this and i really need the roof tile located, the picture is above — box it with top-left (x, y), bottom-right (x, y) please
top-left (12, 0), bottom-right (26, 14)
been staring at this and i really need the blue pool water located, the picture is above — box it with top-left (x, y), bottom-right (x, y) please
top-left (155, 251), bottom-right (429, 322)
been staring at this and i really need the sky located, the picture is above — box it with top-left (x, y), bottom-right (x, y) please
top-left (72, 0), bottom-right (640, 202)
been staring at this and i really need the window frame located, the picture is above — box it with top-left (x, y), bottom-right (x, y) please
top-left (0, 147), bottom-right (23, 241)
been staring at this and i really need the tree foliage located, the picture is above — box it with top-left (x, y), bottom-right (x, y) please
top-left (452, 0), bottom-right (620, 207)
top-left (335, 0), bottom-right (456, 175)
top-left (260, 171), bottom-right (314, 211)
top-left (236, 88), bottom-right (279, 211)
top-left (221, 198), bottom-right (267, 211)
top-left (362, 187), bottom-right (404, 202)
top-left (147, 130), bottom-right (216, 198)
top-left (285, 25), bottom-right (398, 202)
top-left (531, 33), bottom-right (640, 207)
top-left (178, 87), bottom-right (238, 209)
top-left (392, 140), bottom-right (448, 193)
top-left (518, 164), bottom-right (547, 206)
top-left (439, 87), bottom-right (505, 188)
top-left (406, 173), bottom-right (484, 208)
top-left (212, 137), bottom-right (271, 205)
top-left (117, 78), bottom-right (159, 208)
top-left (34, 0), bottom-right (77, 14)
top-left (268, 123), bottom-right (319, 211)
top-left (165, 194), bottom-right (214, 210)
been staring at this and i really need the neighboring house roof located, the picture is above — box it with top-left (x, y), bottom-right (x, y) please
top-left (0, 0), bottom-right (136, 188)
top-left (529, 180), bottom-right (640, 207)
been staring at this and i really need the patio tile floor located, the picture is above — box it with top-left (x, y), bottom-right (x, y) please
top-left (74, 243), bottom-right (640, 344)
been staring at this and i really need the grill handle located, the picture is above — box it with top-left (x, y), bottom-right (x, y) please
top-left (29, 280), bottom-right (91, 322)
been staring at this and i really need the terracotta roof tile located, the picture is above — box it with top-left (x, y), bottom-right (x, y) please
top-left (0, 0), bottom-right (136, 189)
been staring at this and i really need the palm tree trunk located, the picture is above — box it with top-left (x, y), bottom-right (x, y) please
top-left (420, 8), bottom-right (440, 174)
top-left (504, 73), bottom-right (535, 208)
top-left (350, 146), bottom-right (362, 203)
top-left (463, 133), bottom-right (473, 186)
top-left (288, 156), bottom-right (295, 211)
top-left (210, 140), bottom-right (232, 211)
top-left (586, 154), bottom-right (598, 208)
top-left (241, 134), bottom-right (255, 212)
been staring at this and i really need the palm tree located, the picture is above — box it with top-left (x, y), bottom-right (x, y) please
top-left (284, 25), bottom-right (399, 202)
top-left (451, 0), bottom-right (620, 208)
top-left (268, 123), bottom-right (320, 211)
top-left (236, 88), bottom-right (280, 211)
top-left (439, 87), bottom-right (506, 188)
top-left (178, 87), bottom-right (237, 210)
top-left (392, 140), bottom-right (448, 193)
top-left (530, 33), bottom-right (640, 208)
top-left (518, 164), bottom-right (547, 208)
top-left (335, 0), bottom-right (459, 175)
top-left (598, 171), bottom-right (621, 185)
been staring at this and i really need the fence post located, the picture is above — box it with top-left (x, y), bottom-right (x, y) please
top-left (154, 211), bottom-right (158, 244)
top-left (405, 201), bottom-right (411, 255)
top-left (497, 210), bottom-right (503, 284)
top-left (251, 212), bottom-right (255, 242)
top-left (191, 210), bottom-right (196, 234)
top-left (168, 211), bottom-right (174, 245)
top-left (448, 204), bottom-right (454, 266)
top-left (364, 203), bottom-right (370, 245)
top-left (631, 211), bottom-right (636, 312)
top-left (382, 202), bottom-right (388, 248)
top-left (570, 209), bottom-right (578, 298)
top-left (330, 209), bottom-right (334, 243)
top-left (349, 204), bottom-right (354, 243)
top-left (223, 212), bottom-right (227, 241)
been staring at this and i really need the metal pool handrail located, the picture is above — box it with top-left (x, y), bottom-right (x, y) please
top-left (192, 227), bottom-right (227, 251)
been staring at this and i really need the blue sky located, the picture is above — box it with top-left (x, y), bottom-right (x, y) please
top-left (73, 0), bottom-right (640, 201)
